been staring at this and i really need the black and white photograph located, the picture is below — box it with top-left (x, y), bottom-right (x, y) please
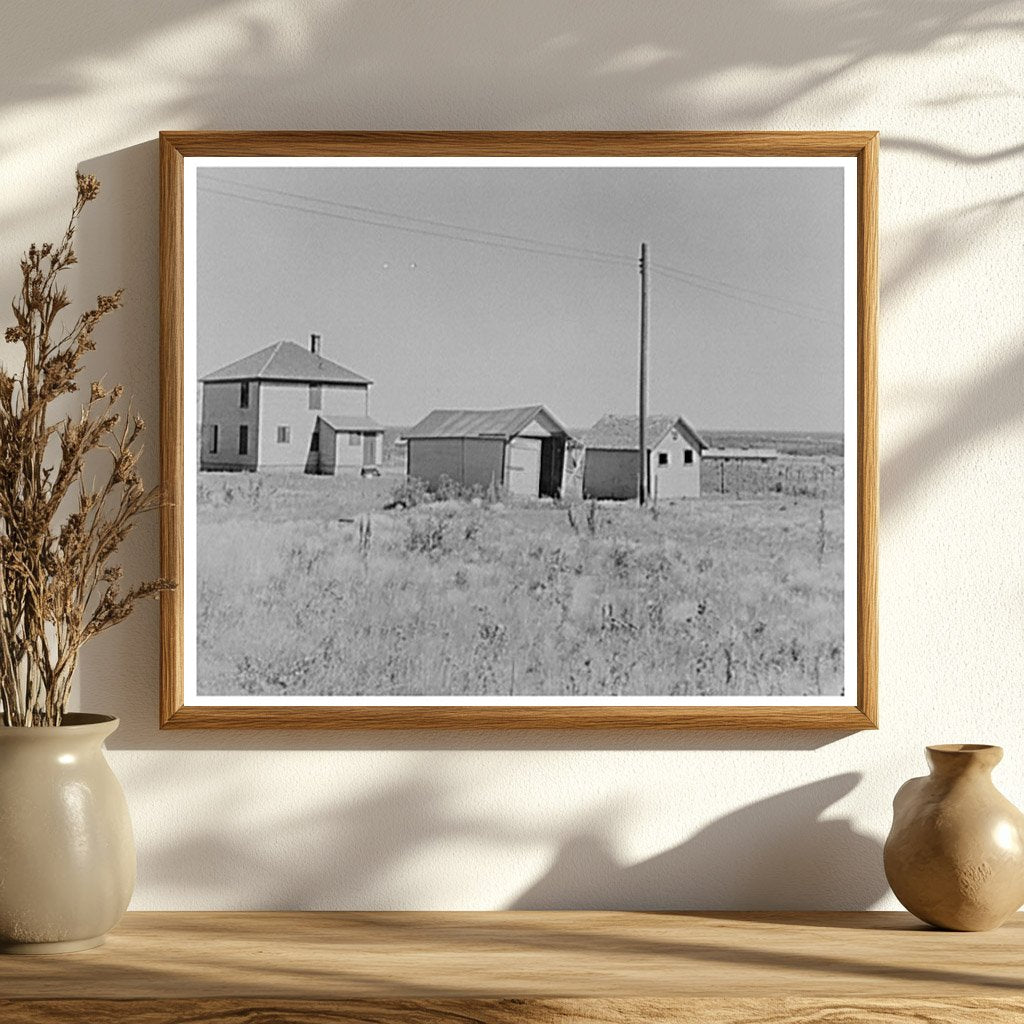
top-left (180, 152), bottom-right (860, 709)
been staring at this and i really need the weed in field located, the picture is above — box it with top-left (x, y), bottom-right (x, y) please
top-left (358, 514), bottom-right (372, 558)
top-left (196, 470), bottom-right (845, 699)
top-left (386, 476), bottom-right (432, 509)
top-left (405, 513), bottom-right (449, 556)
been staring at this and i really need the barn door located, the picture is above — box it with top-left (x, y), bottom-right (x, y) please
top-left (507, 437), bottom-right (541, 497)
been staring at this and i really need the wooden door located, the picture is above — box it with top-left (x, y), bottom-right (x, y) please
top-left (507, 437), bottom-right (541, 496)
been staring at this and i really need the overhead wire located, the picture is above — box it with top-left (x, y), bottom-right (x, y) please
top-left (653, 260), bottom-right (839, 318)
top-left (652, 266), bottom-right (843, 329)
top-left (198, 181), bottom-right (633, 269)
top-left (201, 173), bottom-right (633, 265)
top-left (198, 178), bottom-right (842, 327)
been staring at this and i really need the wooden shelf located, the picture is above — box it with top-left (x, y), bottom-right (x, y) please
top-left (0, 911), bottom-right (1021, 1022)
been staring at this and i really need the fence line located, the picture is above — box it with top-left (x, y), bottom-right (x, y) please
top-left (700, 457), bottom-right (843, 500)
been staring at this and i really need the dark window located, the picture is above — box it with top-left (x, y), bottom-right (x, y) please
top-left (657, 451), bottom-right (669, 467)
top-left (209, 424), bottom-right (219, 454)
top-left (348, 432), bottom-right (361, 447)
top-left (311, 430), bottom-right (320, 453)
top-left (277, 425), bottom-right (291, 444)
top-left (239, 382), bottom-right (250, 409)
top-left (308, 384), bottom-right (322, 410)
top-left (684, 450), bottom-right (694, 465)
top-left (238, 424), bottom-right (248, 455)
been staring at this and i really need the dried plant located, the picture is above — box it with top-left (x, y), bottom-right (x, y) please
top-left (0, 173), bottom-right (173, 726)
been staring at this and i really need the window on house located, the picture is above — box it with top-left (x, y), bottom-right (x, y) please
top-left (239, 382), bottom-right (249, 409)
top-left (684, 450), bottom-right (694, 465)
top-left (657, 451), bottom-right (669, 467)
top-left (238, 425), bottom-right (248, 456)
top-left (311, 430), bottom-right (319, 453)
top-left (308, 384), bottom-right (322, 410)
top-left (209, 424), bottom-right (219, 454)
top-left (348, 432), bottom-right (362, 447)
top-left (277, 425), bottom-right (291, 444)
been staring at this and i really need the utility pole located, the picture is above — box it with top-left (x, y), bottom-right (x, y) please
top-left (638, 242), bottom-right (650, 507)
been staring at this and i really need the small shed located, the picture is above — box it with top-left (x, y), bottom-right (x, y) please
top-left (403, 406), bottom-right (574, 498)
top-left (315, 414), bottom-right (385, 475)
top-left (582, 414), bottom-right (707, 500)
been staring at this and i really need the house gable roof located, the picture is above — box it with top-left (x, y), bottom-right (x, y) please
top-left (403, 405), bottom-right (570, 440)
top-left (582, 414), bottom-right (707, 452)
top-left (202, 341), bottom-right (372, 385)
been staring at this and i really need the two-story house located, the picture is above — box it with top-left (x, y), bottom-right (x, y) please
top-left (200, 334), bottom-right (384, 474)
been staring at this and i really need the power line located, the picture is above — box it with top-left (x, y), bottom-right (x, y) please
top-left (198, 185), bottom-right (632, 269)
top-left (208, 176), bottom-right (840, 321)
top-left (654, 260), bottom-right (838, 318)
top-left (199, 176), bottom-right (634, 267)
top-left (198, 179), bottom-right (844, 327)
top-left (652, 267), bottom-right (843, 328)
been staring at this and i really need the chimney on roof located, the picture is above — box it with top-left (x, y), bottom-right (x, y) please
top-left (310, 332), bottom-right (321, 355)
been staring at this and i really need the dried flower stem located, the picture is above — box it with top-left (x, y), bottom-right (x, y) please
top-left (0, 173), bottom-right (173, 726)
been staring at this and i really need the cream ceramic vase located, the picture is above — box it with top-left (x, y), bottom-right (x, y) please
top-left (884, 744), bottom-right (1024, 931)
top-left (0, 713), bottom-right (135, 953)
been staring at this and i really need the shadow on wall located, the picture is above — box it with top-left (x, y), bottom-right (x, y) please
top-left (512, 773), bottom-right (886, 910)
top-left (882, 335), bottom-right (1024, 512)
top-left (1, 0), bottom-right (1020, 248)
top-left (3, 0), bottom-right (1017, 128)
top-left (128, 755), bottom-right (886, 909)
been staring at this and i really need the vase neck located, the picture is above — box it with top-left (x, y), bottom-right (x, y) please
top-left (926, 743), bottom-right (1002, 779)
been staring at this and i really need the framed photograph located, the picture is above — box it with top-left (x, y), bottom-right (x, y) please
top-left (159, 131), bottom-right (877, 729)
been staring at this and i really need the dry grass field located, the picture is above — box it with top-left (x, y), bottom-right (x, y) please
top-left (196, 462), bottom-right (845, 698)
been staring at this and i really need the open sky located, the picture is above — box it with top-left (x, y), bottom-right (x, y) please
top-left (196, 163), bottom-right (846, 432)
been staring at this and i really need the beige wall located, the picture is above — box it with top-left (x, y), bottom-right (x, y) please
top-left (257, 382), bottom-right (368, 471)
top-left (322, 384), bottom-right (370, 419)
top-left (332, 429), bottom-right (367, 470)
top-left (319, 428), bottom-right (383, 474)
top-left (1, 1), bottom-right (1020, 913)
top-left (649, 432), bottom-right (700, 500)
top-left (257, 382), bottom-right (317, 470)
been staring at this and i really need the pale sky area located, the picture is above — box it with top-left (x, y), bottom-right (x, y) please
top-left (196, 164), bottom-right (845, 432)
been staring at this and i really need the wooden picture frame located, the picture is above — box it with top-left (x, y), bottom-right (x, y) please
top-left (159, 131), bottom-right (877, 730)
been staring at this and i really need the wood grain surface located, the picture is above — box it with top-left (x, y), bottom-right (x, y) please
top-left (159, 130), bottom-right (879, 731)
top-left (0, 911), bottom-right (1020, 1022)
top-left (1, 911), bottom-right (1021, 994)
top-left (3, 997), bottom-right (1023, 1024)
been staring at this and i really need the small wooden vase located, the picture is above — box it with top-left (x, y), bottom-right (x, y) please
top-left (884, 744), bottom-right (1024, 930)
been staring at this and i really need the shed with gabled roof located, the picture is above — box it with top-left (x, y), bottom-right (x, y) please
top-left (582, 414), bottom-right (707, 500)
top-left (403, 405), bottom-right (575, 498)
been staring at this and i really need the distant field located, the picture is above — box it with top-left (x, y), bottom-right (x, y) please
top-left (702, 429), bottom-right (844, 458)
top-left (197, 471), bottom-right (845, 699)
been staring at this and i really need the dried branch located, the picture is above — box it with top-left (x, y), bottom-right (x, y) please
top-left (0, 173), bottom-right (175, 726)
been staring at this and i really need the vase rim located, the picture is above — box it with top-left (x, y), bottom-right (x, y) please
top-left (927, 743), bottom-right (1001, 753)
top-left (0, 713), bottom-right (118, 734)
